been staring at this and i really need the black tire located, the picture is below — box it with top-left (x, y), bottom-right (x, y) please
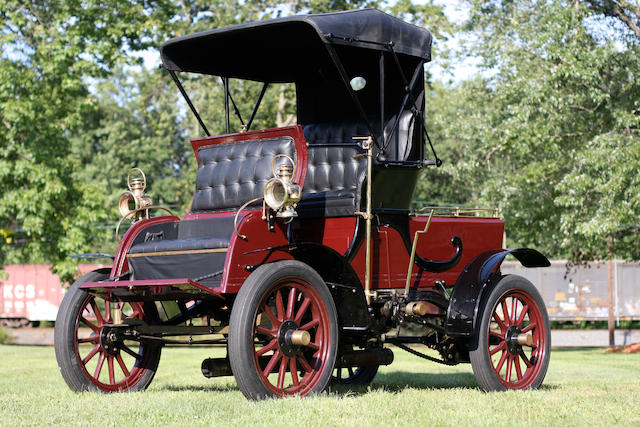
top-left (228, 260), bottom-right (338, 400)
top-left (54, 269), bottom-right (162, 392)
top-left (469, 274), bottom-right (550, 391)
top-left (331, 365), bottom-right (379, 386)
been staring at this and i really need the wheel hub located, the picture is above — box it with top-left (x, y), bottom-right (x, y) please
top-left (505, 325), bottom-right (523, 355)
top-left (99, 326), bottom-right (121, 356)
top-left (277, 320), bottom-right (309, 357)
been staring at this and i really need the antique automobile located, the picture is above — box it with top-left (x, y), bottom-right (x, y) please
top-left (54, 9), bottom-right (551, 399)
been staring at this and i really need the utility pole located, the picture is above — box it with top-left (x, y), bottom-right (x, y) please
top-left (607, 236), bottom-right (615, 347)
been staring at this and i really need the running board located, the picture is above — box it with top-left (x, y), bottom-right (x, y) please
top-left (79, 278), bottom-right (224, 302)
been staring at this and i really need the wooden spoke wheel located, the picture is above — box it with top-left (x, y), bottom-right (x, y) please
top-left (54, 269), bottom-right (161, 392)
top-left (331, 365), bottom-right (379, 386)
top-left (229, 261), bottom-right (338, 400)
top-left (470, 275), bottom-right (550, 391)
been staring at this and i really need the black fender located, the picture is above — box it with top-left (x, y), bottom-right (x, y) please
top-left (444, 248), bottom-right (550, 338)
top-left (287, 243), bottom-right (370, 332)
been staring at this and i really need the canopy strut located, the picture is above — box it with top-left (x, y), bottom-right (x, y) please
top-left (165, 68), bottom-right (210, 137)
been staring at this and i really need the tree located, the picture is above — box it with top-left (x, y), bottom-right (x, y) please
top-left (0, 0), bottom-right (177, 281)
top-left (428, 0), bottom-right (640, 261)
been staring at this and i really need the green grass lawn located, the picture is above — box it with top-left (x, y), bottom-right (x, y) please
top-left (0, 345), bottom-right (638, 426)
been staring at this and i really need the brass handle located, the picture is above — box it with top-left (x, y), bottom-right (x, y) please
top-left (115, 206), bottom-right (176, 241)
top-left (271, 154), bottom-right (296, 178)
top-left (233, 197), bottom-right (264, 241)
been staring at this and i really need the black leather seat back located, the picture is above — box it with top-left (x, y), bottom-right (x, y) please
top-left (300, 123), bottom-right (367, 217)
top-left (190, 136), bottom-right (296, 212)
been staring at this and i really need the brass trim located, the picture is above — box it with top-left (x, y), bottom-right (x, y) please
top-left (353, 136), bottom-right (374, 304)
top-left (414, 206), bottom-right (499, 218)
top-left (115, 205), bottom-right (177, 241)
top-left (127, 248), bottom-right (228, 258)
top-left (233, 196), bottom-right (264, 241)
top-left (113, 306), bottom-right (123, 325)
top-left (405, 209), bottom-right (434, 296)
top-left (517, 333), bottom-right (533, 347)
top-left (289, 330), bottom-right (311, 346)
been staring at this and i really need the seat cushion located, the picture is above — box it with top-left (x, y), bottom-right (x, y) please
top-left (128, 237), bottom-right (228, 254)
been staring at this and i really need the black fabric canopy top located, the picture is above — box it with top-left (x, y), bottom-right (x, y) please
top-left (160, 9), bottom-right (433, 82)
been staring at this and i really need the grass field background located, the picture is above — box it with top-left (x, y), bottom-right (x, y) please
top-left (0, 344), bottom-right (638, 426)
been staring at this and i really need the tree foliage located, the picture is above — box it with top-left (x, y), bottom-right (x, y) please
top-left (417, 0), bottom-right (640, 261)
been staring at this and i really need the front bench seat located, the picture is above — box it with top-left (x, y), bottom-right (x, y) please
top-left (127, 136), bottom-right (298, 287)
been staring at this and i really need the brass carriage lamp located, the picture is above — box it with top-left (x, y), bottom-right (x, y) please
top-left (118, 168), bottom-right (153, 222)
top-left (263, 155), bottom-right (301, 219)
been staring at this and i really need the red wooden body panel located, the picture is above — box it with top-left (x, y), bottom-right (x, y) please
top-left (406, 216), bottom-right (503, 288)
top-left (219, 209), bottom-right (293, 293)
top-left (331, 216), bottom-right (503, 290)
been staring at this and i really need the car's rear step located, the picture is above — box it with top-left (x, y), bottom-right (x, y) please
top-left (79, 278), bottom-right (224, 302)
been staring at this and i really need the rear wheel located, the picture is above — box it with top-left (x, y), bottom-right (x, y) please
top-left (470, 275), bottom-right (550, 391)
top-left (331, 365), bottom-right (378, 386)
top-left (54, 269), bottom-right (162, 392)
top-left (228, 260), bottom-right (338, 399)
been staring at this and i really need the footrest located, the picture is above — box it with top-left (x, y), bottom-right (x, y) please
top-left (80, 278), bottom-right (224, 302)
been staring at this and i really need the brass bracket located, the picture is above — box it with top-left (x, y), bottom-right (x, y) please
top-left (404, 209), bottom-right (435, 296)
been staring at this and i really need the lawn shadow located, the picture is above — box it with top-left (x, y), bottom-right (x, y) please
top-left (159, 383), bottom-right (240, 392)
top-left (328, 371), bottom-right (479, 396)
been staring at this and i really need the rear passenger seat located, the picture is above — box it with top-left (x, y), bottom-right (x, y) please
top-left (299, 123), bottom-right (368, 217)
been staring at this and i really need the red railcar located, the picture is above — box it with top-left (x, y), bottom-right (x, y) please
top-left (54, 9), bottom-right (551, 399)
top-left (0, 264), bottom-right (105, 327)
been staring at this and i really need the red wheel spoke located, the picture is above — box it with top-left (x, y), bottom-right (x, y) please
top-left (89, 300), bottom-right (105, 326)
top-left (299, 318), bottom-right (319, 331)
top-left (277, 356), bottom-right (288, 389)
top-left (521, 323), bottom-right (536, 333)
top-left (518, 349), bottom-right (533, 368)
top-left (297, 354), bottom-right (313, 374)
top-left (501, 300), bottom-right (510, 326)
top-left (263, 350), bottom-right (282, 377)
top-left (286, 288), bottom-right (296, 319)
top-left (308, 341), bottom-right (320, 351)
top-left (489, 341), bottom-right (506, 356)
top-left (263, 305), bottom-right (280, 327)
top-left (510, 298), bottom-right (518, 324)
top-left (129, 303), bottom-right (143, 319)
top-left (492, 312), bottom-right (507, 332)
top-left (505, 355), bottom-right (513, 382)
top-left (107, 356), bottom-right (116, 385)
top-left (116, 353), bottom-right (130, 377)
top-left (514, 355), bottom-right (523, 380)
top-left (275, 290), bottom-right (285, 321)
top-left (495, 349), bottom-right (508, 373)
top-left (78, 335), bottom-right (98, 344)
top-left (289, 357), bottom-right (299, 386)
top-left (294, 298), bottom-right (311, 325)
top-left (255, 339), bottom-right (277, 356)
top-left (82, 344), bottom-right (100, 364)
top-left (94, 353), bottom-right (106, 379)
top-left (256, 326), bottom-right (276, 337)
top-left (490, 330), bottom-right (505, 340)
top-left (120, 344), bottom-right (142, 360)
top-left (516, 304), bottom-right (529, 326)
top-left (104, 300), bottom-right (112, 323)
top-left (80, 317), bottom-right (99, 333)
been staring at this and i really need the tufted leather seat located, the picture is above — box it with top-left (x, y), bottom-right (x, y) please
top-left (191, 136), bottom-right (296, 212)
top-left (299, 123), bottom-right (367, 217)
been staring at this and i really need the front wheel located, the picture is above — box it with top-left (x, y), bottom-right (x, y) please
top-left (54, 269), bottom-right (162, 392)
top-left (469, 274), bottom-right (550, 391)
top-left (228, 260), bottom-right (338, 400)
